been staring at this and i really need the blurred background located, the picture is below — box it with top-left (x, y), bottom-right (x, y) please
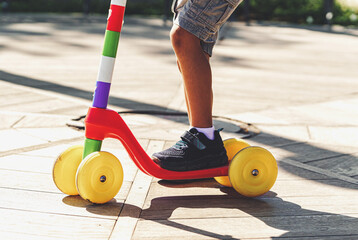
top-left (1, 0), bottom-right (358, 27)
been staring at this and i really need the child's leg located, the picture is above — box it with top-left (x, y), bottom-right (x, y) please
top-left (152, 0), bottom-right (243, 171)
top-left (152, 26), bottom-right (227, 171)
top-left (172, 32), bottom-right (213, 128)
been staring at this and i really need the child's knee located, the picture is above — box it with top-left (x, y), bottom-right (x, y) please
top-left (170, 25), bottom-right (197, 53)
top-left (170, 25), bottom-right (185, 51)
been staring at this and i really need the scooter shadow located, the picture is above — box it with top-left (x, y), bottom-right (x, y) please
top-left (62, 196), bottom-right (123, 217)
top-left (62, 178), bottom-right (358, 239)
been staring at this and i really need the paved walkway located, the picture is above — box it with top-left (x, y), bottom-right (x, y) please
top-left (0, 14), bottom-right (358, 239)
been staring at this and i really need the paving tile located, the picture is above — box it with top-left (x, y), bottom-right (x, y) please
top-left (308, 126), bottom-right (358, 147)
top-left (1, 141), bottom-right (138, 177)
top-left (0, 129), bottom-right (47, 152)
top-left (133, 214), bottom-right (358, 240)
top-left (16, 127), bottom-right (83, 142)
top-left (272, 178), bottom-right (358, 197)
top-left (0, 187), bottom-right (123, 220)
top-left (0, 168), bottom-right (131, 200)
top-left (277, 162), bottom-right (332, 181)
top-left (12, 114), bottom-right (71, 128)
top-left (226, 112), bottom-right (289, 125)
top-left (145, 177), bottom-right (357, 201)
top-left (0, 112), bottom-right (23, 129)
top-left (0, 168), bottom-right (60, 193)
top-left (258, 125), bottom-right (310, 143)
top-left (0, 154), bottom-right (62, 174)
top-left (0, 92), bottom-right (49, 109)
top-left (140, 168), bottom-right (358, 225)
top-left (271, 142), bottom-right (357, 163)
top-left (110, 140), bottom-right (164, 240)
top-left (141, 193), bottom-right (358, 221)
top-left (250, 98), bottom-right (358, 128)
top-left (307, 152), bottom-right (358, 178)
top-left (0, 208), bottom-right (115, 240)
top-left (20, 143), bottom-right (80, 158)
top-left (0, 98), bottom-right (85, 115)
top-left (246, 132), bottom-right (301, 149)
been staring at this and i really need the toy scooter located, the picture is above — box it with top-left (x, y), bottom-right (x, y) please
top-left (52, 0), bottom-right (278, 204)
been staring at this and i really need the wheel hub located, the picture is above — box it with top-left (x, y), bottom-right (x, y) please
top-left (100, 175), bottom-right (107, 183)
top-left (251, 169), bottom-right (259, 176)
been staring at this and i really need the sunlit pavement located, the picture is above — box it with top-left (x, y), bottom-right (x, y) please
top-left (0, 14), bottom-right (358, 239)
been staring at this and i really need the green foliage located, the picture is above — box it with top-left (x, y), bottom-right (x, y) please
top-left (125, 0), bottom-right (165, 15)
top-left (3, 0), bottom-right (358, 26)
top-left (332, 3), bottom-right (358, 25)
top-left (5, 0), bottom-right (164, 15)
top-left (8, 0), bottom-right (84, 13)
top-left (271, 0), bottom-right (325, 24)
top-left (237, 0), bottom-right (358, 26)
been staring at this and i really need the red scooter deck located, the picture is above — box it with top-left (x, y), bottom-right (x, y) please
top-left (85, 107), bottom-right (229, 180)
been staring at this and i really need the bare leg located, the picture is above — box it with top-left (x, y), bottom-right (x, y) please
top-left (171, 25), bottom-right (213, 128)
top-left (176, 60), bottom-right (191, 123)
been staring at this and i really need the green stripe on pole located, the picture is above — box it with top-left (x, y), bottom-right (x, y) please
top-left (83, 138), bottom-right (102, 159)
top-left (102, 30), bottom-right (120, 58)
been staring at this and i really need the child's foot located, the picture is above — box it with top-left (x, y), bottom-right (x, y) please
top-left (152, 128), bottom-right (228, 171)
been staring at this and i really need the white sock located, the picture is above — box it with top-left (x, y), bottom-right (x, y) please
top-left (192, 126), bottom-right (215, 140)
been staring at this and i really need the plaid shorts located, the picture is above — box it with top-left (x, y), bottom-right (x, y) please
top-left (172, 0), bottom-right (243, 56)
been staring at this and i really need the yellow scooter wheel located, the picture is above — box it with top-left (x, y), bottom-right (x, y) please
top-left (53, 145), bottom-right (83, 195)
top-left (76, 151), bottom-right (123, 204)
top-left (214, 138), bottom-right (250, 187)
top-left (229, 146), bottom-right (277, 197)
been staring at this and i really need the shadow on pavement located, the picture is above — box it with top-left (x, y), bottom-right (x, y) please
top-left (0, 70), bottom-right (168, 112)
top-left (142, 188), bottom-right (358, 239)
top-left (0, 69), bottom-right (258, 138)
top-left (63, 180), bottom-right (358, 239)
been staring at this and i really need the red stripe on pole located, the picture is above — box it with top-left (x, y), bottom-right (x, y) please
top-left (106, 5), bottom-right (125, 32)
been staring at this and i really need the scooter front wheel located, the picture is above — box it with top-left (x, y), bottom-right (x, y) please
top-left (52, 145), bottom-right (83, 195)
top-left (214, 138), bottom-right (250, 187)
top-left (76, 151), bottom-right (123, 204)
top-left (228, 146), bottom-right (278, 197)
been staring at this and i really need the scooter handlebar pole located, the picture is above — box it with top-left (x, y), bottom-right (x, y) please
top-left (92, 0), bottom-right (127, 109)
top-left (83, 0), bottom-right (127, 158)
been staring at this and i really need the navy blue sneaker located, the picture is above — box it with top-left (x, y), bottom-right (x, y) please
top-left (152, 128), bottom-right (228, 171)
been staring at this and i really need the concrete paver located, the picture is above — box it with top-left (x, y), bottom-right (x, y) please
top-left (0, 13), bottom-right (358, 239)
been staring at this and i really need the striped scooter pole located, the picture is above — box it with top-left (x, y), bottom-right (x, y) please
top-left (83, 0), bottom-right (127, 158)
top-left (92, 0), bottom-right (127, 109)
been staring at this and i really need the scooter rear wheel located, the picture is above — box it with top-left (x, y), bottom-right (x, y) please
top-left (52, 145), bottom-right (83, 195)
top-left (76, 151), bottom-right (123, 204)
top-left (214, 138), bottom-right (250, 187)
top-left (228, 146), bottom-right (277, 197)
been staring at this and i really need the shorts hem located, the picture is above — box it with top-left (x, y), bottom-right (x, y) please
top-left (173, 16), bottom-right (215, 56)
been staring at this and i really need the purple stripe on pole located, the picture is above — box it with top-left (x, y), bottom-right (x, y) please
top-left (92, 81), bottom-right (111, 108)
